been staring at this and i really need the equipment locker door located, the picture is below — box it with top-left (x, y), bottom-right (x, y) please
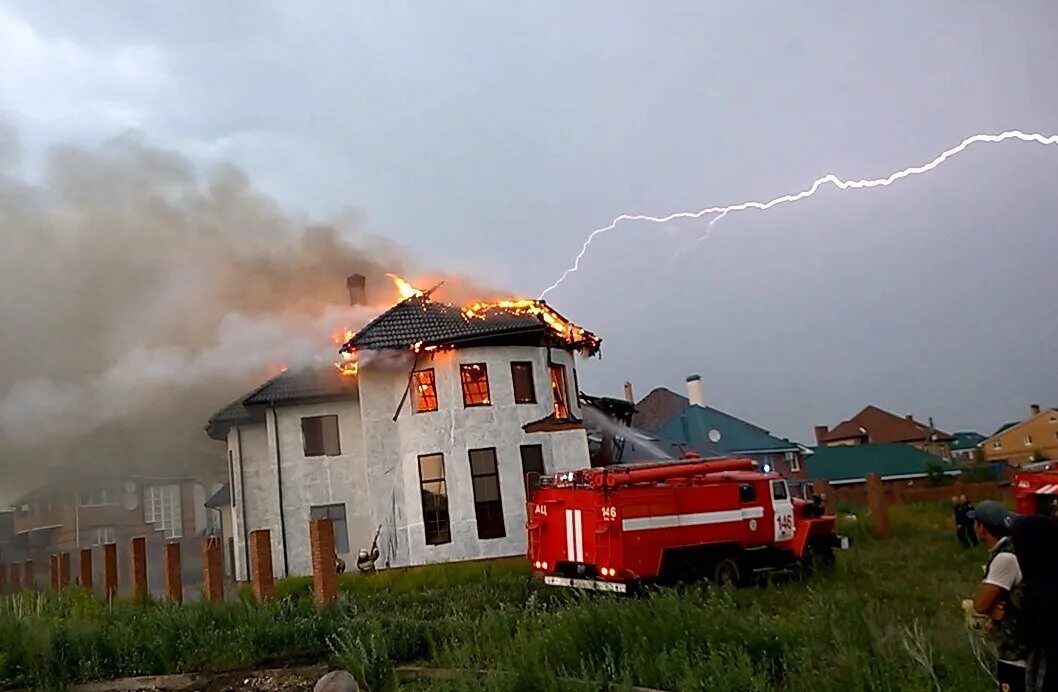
top-left (770, 479), bottom-right (795, 543)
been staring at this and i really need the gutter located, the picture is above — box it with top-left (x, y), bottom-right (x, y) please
top-left (270, 405), bottom-right (290, 577)
top-left (826, 469), bottom-right (963, 486)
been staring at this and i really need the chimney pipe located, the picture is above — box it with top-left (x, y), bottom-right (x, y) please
top-left (814, 425), bottom-right (829, 445)
top-left (346, 274), bottom-right (366, 307)
top-left (686, 374), bottom-right (704, 407)
top-left (905, 414), bottom-right (914, 422)
top-left (1030, 404), bottom-right (1041, 417)
top-left (623, 382), bottom-right (634, 403)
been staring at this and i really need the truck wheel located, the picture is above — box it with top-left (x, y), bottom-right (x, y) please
top-left (713, 557), bottom-right (741, 587)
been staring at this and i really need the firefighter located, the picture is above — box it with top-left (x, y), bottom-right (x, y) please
top-left (965, 501), bottom-right (1031, 692)
top-left (356, 525), bottom-right (382, 574)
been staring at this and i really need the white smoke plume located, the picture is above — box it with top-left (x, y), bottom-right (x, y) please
top-left (0, 124), bottom-right (490, 498)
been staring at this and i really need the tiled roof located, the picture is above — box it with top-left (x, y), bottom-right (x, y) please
top-left (950, 431), bottom-right (986, 451)
top-left (631, 388), bottom-right (691, 432)
top-left (818, 405), bottom-right (952, 445)
top-left (805, 443), bottom-right (952, 483)
top-left (656, 403), bottom-right (801, 454)
top-left (342, 296), bottom-right (598, 354)
top-left (242, 366), bottom-right (359, 406)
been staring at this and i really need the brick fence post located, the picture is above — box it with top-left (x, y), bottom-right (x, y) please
top-left (309, 518), bottom-right (338, 607)
top-left (164, 542), bottom-right (183, 604)
top-left (58, 552), bottom-right (71, 589)
top-left (202, 537), bottom-right (223, 602)
top-left (866, 473), bottom-right (892, 539)
top-left (249, 529), bottom-right (276, 601)
top-left (0, 563), bottom-right (6, 593)
top-left (50, 554), bottom-right (59, 591)
top-left (24, 560), bottom-right (35, 590)
top-left (79, 549), bottom-right (93, 591)
top-left (103, 543), bottom-right (118, 600)
top-left (10, 563), bottom-right (21, 592)
top-left (130, 537), bottom-right (148, 600)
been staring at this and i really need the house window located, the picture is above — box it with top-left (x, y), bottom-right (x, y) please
top-left (549, 364), bottom-right (570, 418)
top-left (511, 362), bottom-right (536, 404)
top-left (468, 448), bottom-right (505, 539)
top-left (412, 369), bottom-right (439, 412)
top-left (418, 453), bottom-right (451, 545)
top-left (144, 484), bottom-right (183, 539)
top-left (519, 444), bottom-right (545, 497)
top-left (79, 487), bottom-right (115, 507)
top-left (1024, 434), bottom-right (1033, 446)
top-left (785, 451), bottom-right (801, 473)
top-left (460, 363), bottom-right (491, 407)
top-left (91, 527), bottom-right (115, 546)
top-left (302, 415), bottom-right (341, 457)
top-left (310, 504), bottom-right (350, 554)
top-left (993, 440), bottom-right (1002, 449)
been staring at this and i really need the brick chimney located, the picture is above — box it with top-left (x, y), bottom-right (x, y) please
top-left (623, 382), bottom-right (634, 403)
top-left (814, 425), bottom-right (829, 444)
top-left (905, 414), bottom-right (914, 422)
top-left (1030, 404), bottom-right (1041, 417)
top-left (686, 374), bottom-right (704, 407)
top-left (346, 274), bottom-right (366, 306)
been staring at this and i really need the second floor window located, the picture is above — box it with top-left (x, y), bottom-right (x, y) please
top-left (549, 364), bottom-right (570, 419)
top-left (511, 362), bottom-right (536, 404)
top-left (460, 363), bottom-right (491, 407)
top-left (1024, 434), bottom-right (1033, 446)
top-left (302, 415), bottom-right (341, 457)
top-left (412, 369), bottom-right (439, 412)
top-left (785, 451), bottom-right (802, 473)
top-left (79, 487), bottom-right (115, 507)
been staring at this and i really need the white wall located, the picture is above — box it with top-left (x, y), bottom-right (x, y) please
top-left (227, 423), bottom-right (273, 582)
top-left (360, 344), bottom-right (591, 568)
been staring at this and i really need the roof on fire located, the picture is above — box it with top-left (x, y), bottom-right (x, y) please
top-left (342, 295), bottom-right (599, 354)
top-left (805, 443), bottom-right (956, 484)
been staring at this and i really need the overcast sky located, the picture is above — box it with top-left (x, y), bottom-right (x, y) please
top-left (3, 1), bottom-right (1057, 447)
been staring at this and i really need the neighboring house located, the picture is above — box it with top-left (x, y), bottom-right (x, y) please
top-left (950, 431), bottom-right (986, 465)
top-left (980, 405), bottom-right (1058, 467)
top-left (8, 473), bottom-right (224, 583)
top-left (805, 443), bottom-right (958, 487)
top-left (204, 484), bottom-right (235, 577)
top-left (814, 405), bottom-right (953, 461)
top-left (206, 286), bottom-right (600, 580)
top-left (630, 375), bottom-right (807, 483)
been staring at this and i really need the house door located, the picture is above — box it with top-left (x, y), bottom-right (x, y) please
top-left (770, 479), bottom-right (795, 543)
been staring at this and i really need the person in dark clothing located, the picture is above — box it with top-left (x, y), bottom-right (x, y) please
top-left (1010, 514), bottom-right (1058, 692)
top-left (954, 495), bottom-right (978, 547)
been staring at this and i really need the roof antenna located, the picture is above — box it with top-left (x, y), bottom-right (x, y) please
top-left (422, 281), bottom-right (445, 298)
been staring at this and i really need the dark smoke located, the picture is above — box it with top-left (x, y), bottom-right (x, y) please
top-left (0, 125), bottom-right (491, 502)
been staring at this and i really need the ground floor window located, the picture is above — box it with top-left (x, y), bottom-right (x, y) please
top-left (418, 453), bottom-right (451, 545)
top-left (519, 444), bottom-right (545, 497)
top-left (310, 504), bottom-right (350, 554)
top-left (469, 448), bottom-right (505, 539)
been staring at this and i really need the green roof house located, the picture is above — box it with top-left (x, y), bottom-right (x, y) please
top-left (805, 443), bottom-right (958, 486)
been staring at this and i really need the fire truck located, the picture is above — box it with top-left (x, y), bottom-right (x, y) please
top-left (527, 457), bottom-right (848, 593)
top-left (1013, 461), bottom-right (1058, 517)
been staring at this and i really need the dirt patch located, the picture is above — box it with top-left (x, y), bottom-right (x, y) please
top-left (196, 666), bottom-right (329, 692)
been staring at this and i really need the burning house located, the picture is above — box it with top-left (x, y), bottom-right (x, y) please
top-left (207, 276), bottom-right (600, 579)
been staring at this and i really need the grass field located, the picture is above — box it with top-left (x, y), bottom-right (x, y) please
top-left (0, 503), bottom-right (997, 691)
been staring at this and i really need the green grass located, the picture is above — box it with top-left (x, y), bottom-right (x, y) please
top-left (0, 504), bottom-right (995, 691)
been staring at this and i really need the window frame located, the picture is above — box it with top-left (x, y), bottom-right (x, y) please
top-left (417, 453), bottom-right (452, 546)
top-left (79, 487), bottom-right (115, 507)
top-left (785, 451), bottom-right (802, 473)
top-left (301, 414), bottom-right (342, 457)
top-left (459, 363), bottom-right (492, 408)
top-left (510, 361), bottom-right (537, 404)
top-left (412, 368), bottom-right (439, 413)
top-left (468, 447), bottom-right (506, 540)
top-left (549, 363), bottom-right (570, 419)
top-left (519, 444), bottom-right (546, 497)
top-left (309, 504), bottom-right (350, 554)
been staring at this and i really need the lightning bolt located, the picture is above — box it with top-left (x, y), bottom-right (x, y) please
top-left (539, 130), bottom-right (1058, 299)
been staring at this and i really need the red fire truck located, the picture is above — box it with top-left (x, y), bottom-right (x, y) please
top-left (1013, 461), bottom-right (1058, 517)
top-left (527, 457), bottom-right (848, 593)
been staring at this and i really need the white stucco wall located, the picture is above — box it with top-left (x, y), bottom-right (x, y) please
top-left (360, 344), bottom-right (591, 568)
top-left (226, 344), bottom-right (593, 577)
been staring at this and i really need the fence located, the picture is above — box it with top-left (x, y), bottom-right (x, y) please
top-left (0, 519), bottom-right (342, 606)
